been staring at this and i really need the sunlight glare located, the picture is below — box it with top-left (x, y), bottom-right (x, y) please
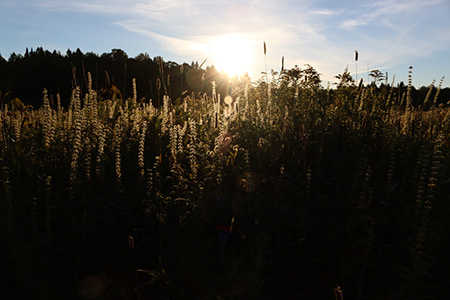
top-left (209, 34), bottom-right (253, 77)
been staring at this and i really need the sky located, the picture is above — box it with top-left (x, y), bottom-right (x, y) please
top-left (1, 0), bottom-right (449, 88)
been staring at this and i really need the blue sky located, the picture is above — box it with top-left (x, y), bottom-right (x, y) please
top-left (1, 0), bottom-right (449, 87)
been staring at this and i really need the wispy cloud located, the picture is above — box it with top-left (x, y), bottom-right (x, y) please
top-left (339, 0), bottom-right (445, 31)
top-left (333, 1), bottom-right (450, 65)
top-left (311, 9), bottom-right (341, 16)
top-left (10, 0), bottom-right (449, 85)
top-left (116, 20), bottom-right (208, 57)
top-left (340, 19), bottom-right (367, 29)
top-left (35, 0), bottom-right (131, 14)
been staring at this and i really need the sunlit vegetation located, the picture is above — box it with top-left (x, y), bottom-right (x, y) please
top-left (1, 61), bottom-right (450, 299)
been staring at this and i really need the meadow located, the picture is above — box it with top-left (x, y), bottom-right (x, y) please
top-left (1, 68), bottom-right (450, 299)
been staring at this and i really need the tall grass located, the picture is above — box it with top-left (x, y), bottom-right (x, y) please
top-left (0, 69), bottom-right (449, 299)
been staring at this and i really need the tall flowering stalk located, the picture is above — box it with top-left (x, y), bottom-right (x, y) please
top-left (13, 113), bottom-right (21, 143)
top-left (131, 108), bottom-right (142, 138)
top-left (108, 100), bottom-right (117, 119)
top-left (177, 121), bottom-right (187, 155)
top-left (88, 72), bottom-right (93, 91)
top-left (132, 78), bottom-right (137, 106)
top-left (432, 75), bottom-right (445, 106)
top-left (406, 66), bottom-right (413, 112)
top-left (113, 118), bottom-right (122, 184)
top-left (423, 79), bottom-right (436, 108)
top-left (95, 123), bottom-right (106, 179)
top-left (161, 95), bottom-right (170, 134)
top-left (256, 99), bottom-right (264, 126)
top-left (169, 115), bottom-right (178, 162)
top-left (42, 89), bottom-right (54, 149)
top-left (56, 93), bottom-right (63, 123)
top-left (70, 87), bottom-right (82, 189)
top-left (138, 120), bottom-right (147, 179)
top-left (214, 119), bottom-right (228, 155)
top-left (84, 136), bottom-right (92, 181)
top-left (415, 133), bottom-right (444, 264)
top-left (188, 119), bottom-right (198, 180)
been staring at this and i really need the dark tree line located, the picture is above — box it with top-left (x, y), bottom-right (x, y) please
top-left (0, 47), bottom-right (448, 108)
top-left (0, 47), bottom-right (235, 108)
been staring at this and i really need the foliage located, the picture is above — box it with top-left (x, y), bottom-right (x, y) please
top-left (0, 48), bottom-right (233, 109)
top-left (369, 69), bottom-right (385, 86)
top-left (1, 70), bottom-right (450, 300)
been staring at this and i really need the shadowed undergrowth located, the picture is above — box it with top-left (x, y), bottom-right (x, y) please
top-left (1, 72), bottom-right (450, 299)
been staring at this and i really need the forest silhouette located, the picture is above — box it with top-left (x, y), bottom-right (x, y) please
top-left (0, 47), bottom-right (449, 108)
top-left (0, 47), bottom-right (237, 108)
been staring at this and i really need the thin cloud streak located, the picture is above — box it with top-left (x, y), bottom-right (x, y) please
top-left (339, 0), bottom-right (445, 31)
top-left (116, 20), bottom-right (208, 58)
top-left (35, 0), bottom-right (132, 14)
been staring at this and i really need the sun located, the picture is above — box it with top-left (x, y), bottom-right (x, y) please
top-left (209, 33), bottom-right (253, 77)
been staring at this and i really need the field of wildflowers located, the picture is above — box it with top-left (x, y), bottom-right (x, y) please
top-left (1, 68), bottom-right (450, 299)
